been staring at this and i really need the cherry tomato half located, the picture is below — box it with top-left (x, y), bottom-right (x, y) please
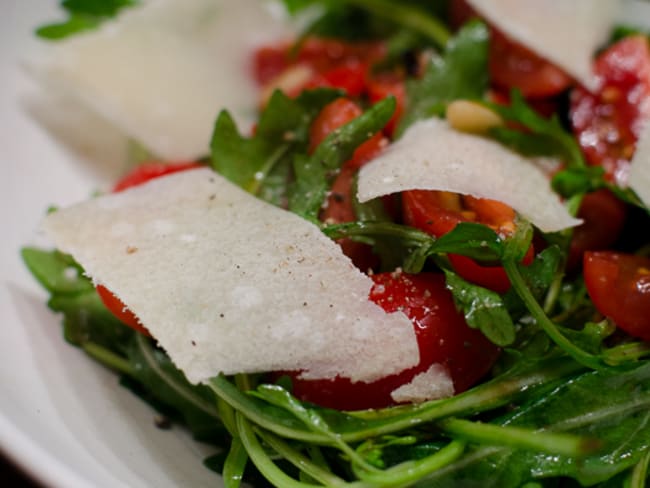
top-left (96, 285), bottom-right (150, 336)
top-left (449, 0), bottom-right (573, 98)
top-left (570, 36), bottom-right (650, 185)
top-left (113, 162), bottom-right (203, 192)
top-left (584, 251), bottom-right (650, 341)
top-left (402, 190), bottom-right (533, 293)
top-left (286, 272), bottom-right (500, 410)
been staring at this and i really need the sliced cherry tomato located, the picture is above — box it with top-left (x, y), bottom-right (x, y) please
top-left (567, 190), bottom-right (627, 270)
top-left (311, 59), bottom-right (369, 97)
top-left (570, 36), bottom-right (650, 185)
top-left (402, 190), bottom-right (533, 293)
top-left (584, 251), bottom-right (650, 341)
top-left (449, 0), bottom-right (572, 98)
top-left (286, 272), bottom-right (500, 410)
top-left (113, 162), bottom-right (203, 192)
top-left (366, 74), bottom-right (406, 136)
top-left (96, 285), bottom-right (150, 336)
top-left (309, 98), bottom-right (387, 168)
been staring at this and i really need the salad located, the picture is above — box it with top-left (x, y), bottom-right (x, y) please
top-left (21, 0), bottom-right (650, 486)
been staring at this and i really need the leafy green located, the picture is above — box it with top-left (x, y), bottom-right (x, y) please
top-left (397, 20), bottom-right (489, 134)
top-left (36, 0), bottom-right (138, 40)
top-left (288, 96), bottom-right (396, 221)
top-left (444, 270), bottom-right (516, 347)
top-left (210, 88), bottom-right (341, 204)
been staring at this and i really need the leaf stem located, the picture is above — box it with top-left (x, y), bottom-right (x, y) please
top-left (82, 342), bottom-right (134, 376)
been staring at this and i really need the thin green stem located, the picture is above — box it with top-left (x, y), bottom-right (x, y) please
top-left (245, 143), bottom-right (290, 196)
top-left (344, 0), bottom-right (451, 48)
top-left (223, 438), bottom-right (248, 488)
top-left (438, 418), bottom-right (600, 458)
top-left (629, 448), bottom-right (650, 488)
top-left (504, 259), bottom-right (608, 370)
top-left (82, 342), bottom-right (133, 376)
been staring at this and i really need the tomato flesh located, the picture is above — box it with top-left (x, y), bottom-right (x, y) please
top-left (96, 285), bottom-right (150, 336)
top-left (113, 162), bottom-right (203, 192)
top-left (570, 36), bottom-right (650, 185)
top-left (449, 0), bottom-right (572, 98)
top-left (584, 251), bottom-right (650, 341)
top-left (567, 190), bottom-right (627, 270)
top-left (286, 272), bottom-right (500, 410)
top-left (402, 190), bottom-right (532, 293)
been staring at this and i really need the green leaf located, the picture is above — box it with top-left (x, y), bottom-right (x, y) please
top-left (444, 270), bottom-right (516, 346)
top-left (485, 90), bottom-right (585, 168)
top-left (288, 96), bottom-right (396, 221)
top-left (430, 222), bottom-right (504, 262)
top-left (21, 247), bottom-right (93, 295)
top-left (36, 0), bottom-right (138, 40)
top-left (210, 88), bottom-right (341, 201)
top-left (502, 219), bottom-right (534, 263)
top-left (398, 20), bottom-right (489, 134)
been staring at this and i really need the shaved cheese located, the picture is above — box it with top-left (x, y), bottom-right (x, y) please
top-left (466, 0), bottom-right (621, 90)
top-left (43, 168), bottom-right (419, 384)
top-left (390, 364), bottom-right (454, 404)
top-left (629, 120), bottom-right (650, 207)
top-left (37, 0), bottom-right (294, 161)
top-left (357, 118), bottom-right (581, 233)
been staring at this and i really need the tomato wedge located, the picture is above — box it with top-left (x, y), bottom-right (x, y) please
top-left (570, 36), bottom-right (650, 185)
top-left (584, 251), bottom-right (650, 341)
top-left (402, 190), bottom-right (533, 293)
top-left (285, 272), bottom-right (500, 410)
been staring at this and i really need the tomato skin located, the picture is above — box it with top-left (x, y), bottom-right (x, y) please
top-left (96, 285), bottom-right (151, 336)
top-left (402, 190), bottom-right (532, 293)
top-left (309, 98), bottom-right (387, 168)
top-left (287, 272), bottom-right (500, 410)
top-left (567, 190), bottom-right (627, 270)
top-left (584, 252), bottom-right (650, 341)
top-left (366, 75), bottom-right (406, 136)
top-left (113, 162), bottom-right (203, 192)
top-left (449, 0), bottom-right (572, 98)
top-left (570, 36), bottom-right (650, 185)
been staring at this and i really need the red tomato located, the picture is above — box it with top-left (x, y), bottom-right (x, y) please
top-left (320, 165), bottom-right (379, 271)
top-left (309, 98), bottom-right (387, 168)
top-left (449, 0), bottom-right (572, 98)
top-left (402, 190), bottom-right (533, 293)
top-left (311, 59), bottom-right (369, 97)
top-left (584, 251), bottom-right (650, 341)
top-left (113, 162), bottom-right (203, 192)
top-left (366, 74), bottom-right (406, 136)
top-left (571, 36), bottom-right (650, 185)
top-left (286, 272), bottom-right (500, 410)
top-left (96, 285), bottom-right (150, 336)
top-left (567, 190), bottom-right (627, 270)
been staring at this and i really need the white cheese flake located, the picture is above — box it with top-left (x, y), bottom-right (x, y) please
top-left (357, 118), bottom-right (581, 233)
top-left (629, 119), bottom-right (650, 207)
top-left (390, 364), bottom-right (454, 404)
top-left (36, 0), bottom-right (295, 160)
top-left (43, 168), bottom-right (419, 384)
top-left (466, 0), bottom-right (621, 90)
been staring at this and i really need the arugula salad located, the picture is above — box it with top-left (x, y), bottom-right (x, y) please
top-left (22, 0), bottom-right (650, 486)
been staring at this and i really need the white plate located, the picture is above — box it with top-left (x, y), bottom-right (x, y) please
top-left (0, 2), bottom-right (221, 487)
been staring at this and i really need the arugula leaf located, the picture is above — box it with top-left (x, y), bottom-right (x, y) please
top-left (444, 270), bottom-right (516, 346)
top-left (397, 20), bottom-right (489, 134)
top-left (429, 222), bottom-right (503, 262)
top-left (288, 95), bottom-right (396, 221)
top-left (485, 90), bottom-right (585, 168)
top-left (36, 0), bottom-right (138, 40)
top-left (210, 88), bottom-right (341, 203)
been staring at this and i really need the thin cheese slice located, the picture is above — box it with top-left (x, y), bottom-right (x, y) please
top-left (42, 168), bottom-right (419, 384)
top-left (629, 120), bottom-right (650, 207)
top-left (37, 0), bottom-right (294, 161)
top-left (390, 364), bottom-right (454, 404)
top-left (357, 118), bottom-right (581, 233)
top-left (466, 0), bottom-right (621, 90)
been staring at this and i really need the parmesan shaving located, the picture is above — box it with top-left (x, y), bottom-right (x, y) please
top-left (390, 364), bottom-right (454, 404)
top-left (36, 0), bottom-right (294, 161)
top-left (466, 0), bottom-right (621, 91)
top-left (357, 118), bottom-right (581, 233)
top-left (42, 168), bottom-right (419, 384)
